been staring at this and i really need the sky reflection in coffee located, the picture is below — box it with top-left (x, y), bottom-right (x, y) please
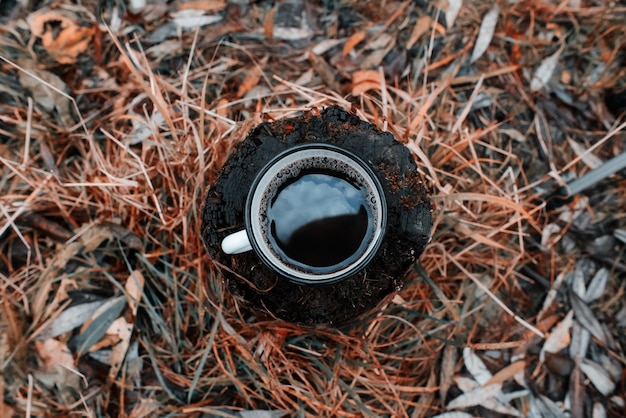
top-left (267, 173), bottom-right (371, 269)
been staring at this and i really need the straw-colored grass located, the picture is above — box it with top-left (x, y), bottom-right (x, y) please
top-left (1, 1), bottom-right (625, 417)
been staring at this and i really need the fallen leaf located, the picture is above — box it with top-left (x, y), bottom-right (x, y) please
top-left (445, 0), bottom-right (463, 30)
top-left (125, 270), bottom-right (145, 316)
top-left (17, 59), bottom-right (73, 126)
top-left (452, 374), bottom-right (523, 416)
top-left (171, 9), bottom-right (223, 29)
top-left (107, 316), bottom-right (134, 380)
top-left (272, 27), bottom-right (312, 41)
top-left (37, 299), bottom-right (108, 340)
top-left (455, 223), bottom-right (509, 251)
top-left (579, 359), bottom-right (616, 396)
top-left (263, 5), bottom-right (276, 39)
top-left (237, 58), bottom-right (266, 98)
top-left (540, 310), bottom-right (573, 361)
top-left (178, 0), bottom-right (226, 13)
top-left (128, 0), bottom-right (146, 14)
top-left (27, 10), bottom-right (94, 64)
top-left (530, 45), bottom-right (564, 92)
top-left (343, 30), bottom-right (366, 56)
top-left (412, 369), bottom-right (437, 418)
top-left (351, 69), bottom-right (381, 95)
top-left (568, 138), bottom-right (604, 169)
top-left (440, 345), bottom-right (457, 401)
top-left (570, 265), bottom-right (587, 299)
top-left (470, 5), bottom-right (499, 63)
top-left (35, 339), bottom-right (80, 389)
top-left (75, 296), bottom-right (127, 356)
top-left (545, 352), bottom-right (574, 376)
top-left (77, 223), bottom-right (115, 251)
top-left (530, 394), bottom-right (566, 418)
top-left (238, 410), bottom-right (287, 418)
top-left (447, 383), bottom-right (502, 409)
top-left (361, 47), bottom-right (393, 69)
top-left (364, 33), bottom-right (394, 51)
top-left (407, 16), bottom-right (434, 51)
top-left (541, 223), bottom-right (562, 247)
top-left (499, 128), bottom-right (526, 142)
top-left (432, 413), bottom-right (474, 418)
top-left (569, 289), bottom-right (607, 344)
top-left (36, 339), bottom-right (75, 369)
top-left (312, 39), bottom-right (343, 55)
top-left (592, 402), bottom-right (607, 418)
top-left (614, 229), bottom-right (626, 245)
top-left (482, 398), bottom-right (523, 417)
top-left (570, 357), bottom-right (584, 418)
top-left (454, 376), bottom-right (478, 392)
top-left (290, 69), bottom-right (313, 87)
top-left (308, 51), bottom-right (341, 93)
top-left (463, 347), bottom-right (492, 385)
top-left (569, 321), bottom-right (590, 360)
top-left (485, 360), bottom-right (526, 386)
top-left (0, 330), bottom-right (9, 367)
top-left (585, 268), bottom-right (609, 303)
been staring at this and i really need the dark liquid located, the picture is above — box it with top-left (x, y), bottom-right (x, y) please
top-left (267, 172), bottom-right (371, 271)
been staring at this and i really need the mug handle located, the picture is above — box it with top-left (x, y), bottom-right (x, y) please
top-left (221, 229), bottom-right (253, 254)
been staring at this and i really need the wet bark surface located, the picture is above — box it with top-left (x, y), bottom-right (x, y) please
top-left (202, 106), bottom-right (432, 325)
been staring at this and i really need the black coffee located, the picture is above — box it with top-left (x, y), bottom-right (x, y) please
top-left (267, 172), bottom-right (372, 271)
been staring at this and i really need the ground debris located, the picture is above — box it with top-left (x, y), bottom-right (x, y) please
top-left (0, 0), bottom-right (624, 416)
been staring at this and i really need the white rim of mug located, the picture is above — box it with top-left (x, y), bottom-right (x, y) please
top-left (245, 143), bottom-right (387, 285)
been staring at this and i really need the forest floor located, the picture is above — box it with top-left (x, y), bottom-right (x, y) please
top-left (0, 0), bottom-right (625, 417)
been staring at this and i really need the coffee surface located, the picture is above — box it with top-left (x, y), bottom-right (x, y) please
top-left (267, 172), bottom-right (370, 270)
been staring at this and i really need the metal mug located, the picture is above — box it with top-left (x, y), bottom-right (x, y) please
top-left (220, 143), bottom-right (387, 285)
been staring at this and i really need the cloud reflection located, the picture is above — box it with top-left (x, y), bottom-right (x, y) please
top-left (268, 174), bottom-right (364, 243)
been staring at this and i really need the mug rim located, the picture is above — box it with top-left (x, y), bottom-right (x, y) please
top-left (244, 143), bottom-right (387, 285)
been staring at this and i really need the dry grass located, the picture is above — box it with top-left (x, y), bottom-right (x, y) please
top-left (1, 0), bottom-right (625, 417)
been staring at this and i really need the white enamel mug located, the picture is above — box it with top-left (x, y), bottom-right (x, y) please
top-left (220, 143), bottom-right (387, 285)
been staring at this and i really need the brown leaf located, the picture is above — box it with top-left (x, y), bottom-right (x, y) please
top-left (263, 5), bottom-right (276, 39)
top-left (34, 339), bottom-right (80, 389)
top-left (540, 310), bottom-right (573, 361)
top-left (125, 270), bottom-right (145, 315)
top-left (36, 339), bottom-right (75, 369)
top-left (22, 213), bottom-right (72, 242)
top-left (544, 352), bottom-right (574, 376)
top-left (485, 360), bottom-right (526, 386)
top-left (107, 317), bottom-right (134, 380)
top-left (178, 0), bottom-right (226, 13)
top-left (343, 30), bottom-right (366, 56)
top-left (351, 69), bottom-right (382, 95)
top-left (406, 16), bottom-right (433, 51)
top-left (27, 10), bottom-right (94, 64)
top-left (236, 58), bottom-right (267, 98)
